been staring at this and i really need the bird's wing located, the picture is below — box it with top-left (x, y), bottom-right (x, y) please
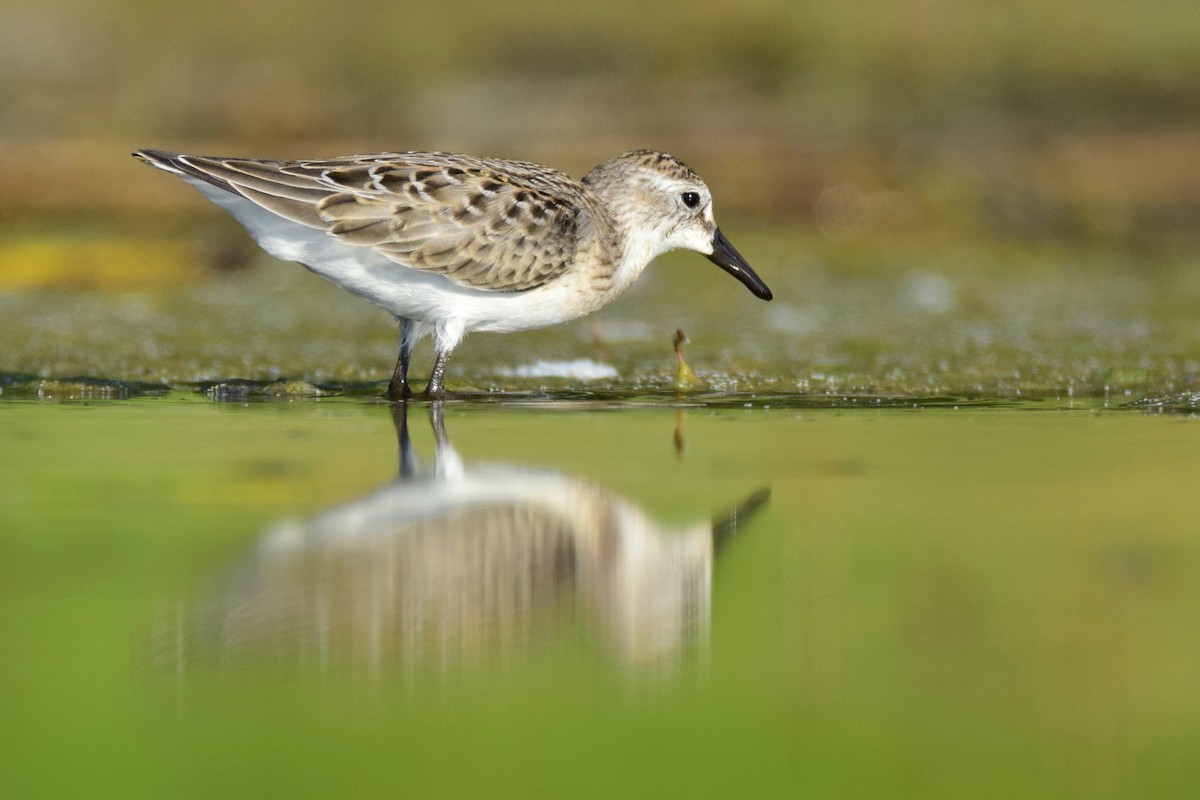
top-left (139, 151), bottom-right (587, 292)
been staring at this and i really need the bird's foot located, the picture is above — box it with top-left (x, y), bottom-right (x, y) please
top-left (385, 379), bottom-right (415, 402)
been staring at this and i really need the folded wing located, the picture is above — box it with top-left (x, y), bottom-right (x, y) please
top-left (137, 150), bottom-right (586, 292)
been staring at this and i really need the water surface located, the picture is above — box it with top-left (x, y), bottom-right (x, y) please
top-left (2, 396), bottom-right (1197, 798)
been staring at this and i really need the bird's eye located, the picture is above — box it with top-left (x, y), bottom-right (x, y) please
top-left (681, 191), bottom-right (701, 209)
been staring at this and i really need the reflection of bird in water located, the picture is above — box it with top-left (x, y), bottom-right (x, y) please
top-left (156, 404), bottom-right (769, 675)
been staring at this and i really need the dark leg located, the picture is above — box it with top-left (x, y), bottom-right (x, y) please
top-left (386, 319), bottom-right (415, 401)
top-left (423, 348), bottom-right (451, 399)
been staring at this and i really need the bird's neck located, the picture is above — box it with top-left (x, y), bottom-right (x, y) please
top-left (608, 223), bottom-right (663, 294)
top-left (583, 168), bottom-right (671, 299)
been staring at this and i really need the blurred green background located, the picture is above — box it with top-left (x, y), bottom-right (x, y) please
top-left (2, 0), bottom-right (1199, 398)
top-left (3, 0), bottom-right (1199, 251)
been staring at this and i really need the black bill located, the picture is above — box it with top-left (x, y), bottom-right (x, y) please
top-left (706, 228), bottom-right (773, 301)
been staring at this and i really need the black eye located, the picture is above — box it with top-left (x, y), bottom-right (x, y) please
top-left (681, 191), bottom-right (701, 209)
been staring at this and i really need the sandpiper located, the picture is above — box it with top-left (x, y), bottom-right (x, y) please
top-left (134, 148), bottom-right (772, 398)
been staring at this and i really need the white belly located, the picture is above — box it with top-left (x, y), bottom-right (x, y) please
top-left (192, 179), bottom-right (603, 349)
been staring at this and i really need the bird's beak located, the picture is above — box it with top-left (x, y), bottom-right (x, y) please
top-left (706, 228), bottom-right (772, 301)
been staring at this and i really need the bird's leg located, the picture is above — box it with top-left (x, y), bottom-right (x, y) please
top-left (386, 319), bottom-right (416, 401)
top-left (387, 354), bottom-right (412, 401)
top-left (423, 349), bottom-right (451, 399)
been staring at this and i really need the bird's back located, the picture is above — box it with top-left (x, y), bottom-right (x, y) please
top-left (134, 149), bottom-right (613, 294)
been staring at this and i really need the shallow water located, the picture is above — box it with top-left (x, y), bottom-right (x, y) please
top-left (2, 395), bottom-right (1198, 798)
top-left (2, 227), bottom-right (1200, 795)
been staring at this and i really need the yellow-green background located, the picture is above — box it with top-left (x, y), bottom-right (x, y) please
top-left (3, 0), bottom-right (1199, 397)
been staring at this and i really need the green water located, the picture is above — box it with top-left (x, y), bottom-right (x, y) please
top-left (2, 396), bottom-right (1198, 798)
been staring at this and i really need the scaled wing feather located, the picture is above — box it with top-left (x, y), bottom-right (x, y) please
top-left (182, 153), bottom-right (586, 292)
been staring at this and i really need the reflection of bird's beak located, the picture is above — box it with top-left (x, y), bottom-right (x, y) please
top-left (706, 228), bottom-right (773, 301)
top-left (712, 488), bottom-right (771, 553)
